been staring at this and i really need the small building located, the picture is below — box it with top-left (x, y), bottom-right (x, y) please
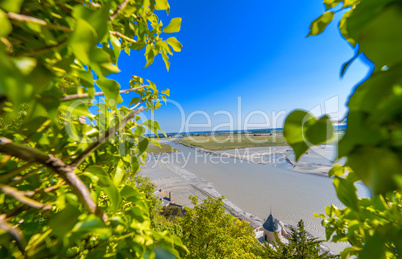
top-left (154, 188), bottom-right (174, 207)
top-left (262, 212), bottom-right (289, 244)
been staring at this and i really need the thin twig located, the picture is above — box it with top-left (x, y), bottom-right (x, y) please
top-left (60, 85), bottom-right (146, 101)
top-left (7, 12), bottom-right (72, 32)
top-left (75, 0), bottom-right (101, 8)
top-left (70, 106), bottom-right (145, 168)
top-left (0, 138), bottom-right (107, 222)
top-left (0, 163), bottom-right (33, 183)
top-left (0, 214), bottom-right (26, 252)
top-left (8, 166), bottom-right (45, 186)
top-left (0, 185), bottom-right (51, 210)
top-left (109, 31), bottom-right (142, 44)
top-left (110, 0), bottom-right (130, 21)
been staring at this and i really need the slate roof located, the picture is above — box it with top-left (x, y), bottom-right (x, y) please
top-left (263, 213), bottom-right (280, 232)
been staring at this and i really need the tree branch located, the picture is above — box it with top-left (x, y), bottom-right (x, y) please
top-left (110, 0), bottom-right (130, 21)
top-left (7, 12), bottom-right (72, 32)
top-left (0, 138), bottom-right (107, 221)
top-left (70, 106), bottom-right (145, 168)
top-left (0, 185), bottom-right (51, 210)
top-left (60, 85), bottom-right (146, 101)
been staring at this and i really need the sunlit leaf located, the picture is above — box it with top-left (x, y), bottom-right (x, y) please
top-left (69, 19), bottom-right (97, 64)
top-left (283, 110), bottom-right (334, 161)
top-left (142, 119), bottom-right (165, 137)
top-left (0, 0), bottom-right (24, 12)
top-left (0, 9), bottom-right (12, 37)
top-left (163, 18), bottom-right (182, 33)
top-left (166, 37), bottom-right (182, 52)
top-left (307, 12), bottom-right (334, 36)
top-left (96, 78), bottom-right (122, 105)
top-left (333, 176), bottom-right (359, 211)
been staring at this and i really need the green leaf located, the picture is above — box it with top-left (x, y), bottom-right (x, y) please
top-left (130, 42), bottom-right (147, 51)
top-left (0, 0), bottom-right (24, 12)
top-left (49, 205), bottom-right (81, 237)
top-left (110, 34), bottom-right (122, 63)
top-left (138, 137), bottom-right (149, 155)
top-left (166, 37), bottom-right (182, 52)
top-left (89, 47), bottom-right (120, 77)
top-left (161, 52), bottom-right (170, 71)
top-left (78, 69), bottom-right (95, 98)
top-left (120, 185), bottom-right (141, 202)
top-left (148, 137), bottom-right (161, 148)
top-left (163, 18), bottom-right (182, 33)
top-left (129, 97), bottom-right (140, 107)
top-left (324, 0), bottom-right (342, 10)
top-left (69, 19), bottom-right (97, 64)
top-left (142, 119), bottom-right (165, 137)
top-left (328, 164), bottom-right (345, 177)
top-left (346, 1), bottom-right (402, 69)
top-left (0, 9), bottom-right (12, 37)
top-left (283, 110), bottom-right (334, 161)
top-left (161, 89), bottom-right (170, 96)
top-left (333, 176), bottom-right (359, 211)
top-left (144, 44), bottom-right (158, 69)
top-left (304, 115), bottom-right (334, 144)
top-left (113, 159), bottom-right (125, 186)
top-left (134, 126), bottom-right (145, 137)
top-left (72, 4), bottom-right (110, 42)
top-left (85, 166), bottom-right (120, 212)
top-left (359, 232), bottom-right (386, 259)
top-left (348, 146), bottom-right (400, 195)
top-left (307, 12), bottom-right (334, 36)
top-left (96, 78), bottom-right (122, 105)
top-left (73, 215), bottom-right (111, 240)
top-left (155, 0), bottom-right (170, 14)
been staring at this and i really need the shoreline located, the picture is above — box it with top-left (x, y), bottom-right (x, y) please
top-left (141, 154), bottom-right (336, 255)
top-left (174, 141), bottom-right (341, 178)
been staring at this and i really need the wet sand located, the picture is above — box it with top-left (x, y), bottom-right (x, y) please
top-left (181, 142), bottom-right (344, 177)
top-left (141, 141), bottom-right (370, 254)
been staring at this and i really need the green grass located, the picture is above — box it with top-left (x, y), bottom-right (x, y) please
top-left (147, 143), bottom-right (178, 153)
top-left (177, 134), bottom-right (287, 151)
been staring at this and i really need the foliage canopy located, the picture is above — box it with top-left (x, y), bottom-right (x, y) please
top-left (0, 0), bottom-right (184, 258)
top-left (179, 196), bottom-right (262, 259)
top-left (284, 0), bottom-right (402, 258)
top-left (264, 219), bottom-right (337, 259)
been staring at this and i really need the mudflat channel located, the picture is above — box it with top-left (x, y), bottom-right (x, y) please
top-left (142, 141), bottom-right (370, 253)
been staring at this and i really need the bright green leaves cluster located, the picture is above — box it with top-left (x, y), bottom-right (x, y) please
top-left (283, 110), bottom-right (334, 161)
top-left (288, 0), bottom-right (402, 258)
top-left (0, 0), bottom-right (184, 258)
top-left (179, 196), bottom-right (260, 259)
top-left (317, 191), bottom-right (402, 258)
top-left (344, 0), bottom-right (402, 70)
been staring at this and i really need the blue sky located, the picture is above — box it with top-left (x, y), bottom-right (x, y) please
top-left (109, 0), bottom-right (372, 133)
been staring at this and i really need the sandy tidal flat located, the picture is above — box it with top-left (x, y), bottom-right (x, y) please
top-left (212, 145), bottom-right (344, 177)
